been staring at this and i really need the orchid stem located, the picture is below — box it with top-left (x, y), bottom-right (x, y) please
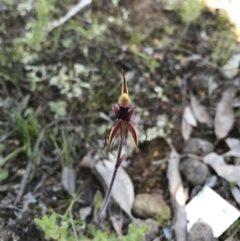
top-left (99, 136), bottom-right (125, 219)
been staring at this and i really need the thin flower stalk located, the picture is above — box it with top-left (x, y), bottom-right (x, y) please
top-left (99, 70), bottom-right (146, 219)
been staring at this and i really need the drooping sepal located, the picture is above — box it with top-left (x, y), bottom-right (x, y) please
top-left (118, 70), bottom-right (131, 107)
top-left (126, 121), bottom-right (138, 148)
top-left (121, 69), bottom-right (128, 95)
top-left (106, 120), bottom-right (122, 152)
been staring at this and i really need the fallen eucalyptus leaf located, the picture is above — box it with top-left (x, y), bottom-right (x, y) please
top-left (190, 93), bottom-right (213, 128)
top-left (205, 175), bottom-right (218, 188)
top-left (183, 106), bottom-right (197, 127)
top-left (79, 206), bottom-right (92, 221)
top-left (61, 166), bottom-right (76, 196)
top-left (166, 139), bottom-right (188, 241)
top-left (109, 202), bottom-right (123, 236)
top-left (208, 77), bottom-right (218, 96)
top-left (214, 88), bottom-right (235, 140)
top-left (222, 54), bottom-right (240, 79)
top-left (230, 187), bottom-right (240, 204)
top-left (223, 145), bottom-right (240, 157)
top-left (232, 97), bottom-right (240, 107)
top-left (225, 138), bottom-right (240, 150)
top-left (203, 152), bottom-right (240, 187)
top-left (94, 160), bottom-right (134, 218)
top-left (181, 116), bottom-right (192, 141)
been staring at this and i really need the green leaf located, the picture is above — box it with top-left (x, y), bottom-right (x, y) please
top-left (0, 144), bottom-right (6, 154)
top-left (49, 212), bottom-right (57, 229)
top-left (0, 145), bottom-right (26, 167)
top-left (34, 218), bottom-right (46, 229)
top-left (49, 101), bottom-right (67, 117)
top-left (0, 168), bottom-right (8, 181)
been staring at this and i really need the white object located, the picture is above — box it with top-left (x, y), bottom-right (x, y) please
top-left (185, 186), bottom-right (240, 237)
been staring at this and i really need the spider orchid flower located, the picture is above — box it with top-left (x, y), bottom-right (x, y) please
top-left (99, 71), bottom-right (146, 220)
top-left (105, 71), bottom-right (141, 152)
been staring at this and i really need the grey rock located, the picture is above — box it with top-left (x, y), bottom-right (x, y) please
top-left (132, 193), bottom-right (171, 219)
top-left (188, 222), bottom-right (214, 241)
top-left (180, 158), bottom-right (208, 186)
top-left (183, 138), bottom-right (214, 156)
top-left (133, 218), bottom-right (159, 241)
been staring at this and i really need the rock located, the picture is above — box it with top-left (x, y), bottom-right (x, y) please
top-left (0, 225), bottom-right (11, 241)
top-left (133, 218), bottom-right (159, 241)
top-left (188, 222), bottom-right (214, 241)
top-left (190, 75), bottom-right (209, 92)
top-left (132, 193), bottom-right (171, 220)
top-left (179, 158), bottom-right (208, 186)
top-left (183, 138), bottom-right (214, 156)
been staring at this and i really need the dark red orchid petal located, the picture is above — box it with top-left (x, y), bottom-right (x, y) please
top-left (112, 104), bottom-right (120, 119)
top-left (104, 119), bottom-right (118, 148)
top-left (106, 120), bottom-right (122, 152)
top-left (126, 121), bottom-right (138, 148)
top-left (127, 106), bottom-right (137, 121)
top-left (130, 120), bottom-right (147, 142)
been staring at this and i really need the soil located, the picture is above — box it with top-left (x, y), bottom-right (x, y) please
top-left (0, 0), bottom-right (240, 240)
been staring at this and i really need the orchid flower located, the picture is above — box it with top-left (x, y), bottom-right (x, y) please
top-left (99, 70), bottom-right (146, 219)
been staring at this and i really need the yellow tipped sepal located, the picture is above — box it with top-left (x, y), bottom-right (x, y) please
top-left (118, 70), bottom-right (131, 107)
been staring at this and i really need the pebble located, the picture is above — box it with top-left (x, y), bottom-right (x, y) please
top-left (132, 193), bottom-right (171, 219)
top-left (133, 218), bottom-right (159, 241)
top-left (188, 222), bottom-right (214, 241)
top-left (183, 138), bottom-right (214, 156)
top-left (179, 157), bottom-right (208, 186)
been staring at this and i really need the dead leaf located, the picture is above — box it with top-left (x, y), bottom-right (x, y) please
top-left (181, 116), bottom-right (192, 141)
top-left (223, 145), bottom-right (240, 157)
top-left (79, 206), bottom-right (92, 220)
top-left (190, 93), bottom-right (213, 128)
top-left (208, 76), bottom-right (218, 96)
top-left (222, 54), bottom-right (240, 79)
top-left (166, 139), bottom-right (188, 241)
top-left (203, 152), bottom-right (240, 187)
top-left (109, 202), bottom-right (123, 236)
top-left (231, 187), bottom-right (240, 204)
top-left (225, 138), bottom-right (240, 150)
top-left (93, 160), bottom-right (134, 218)
top-left (61, 166), bottom-right (76, 196)
top-left (183, 106), bottom-right (197, 127)
top-left (232, 97), bottom-right (240, 107)
top-left (214, 88), bottom-right (235, 140)
top-left (93, 190), bottom-right (103, 223)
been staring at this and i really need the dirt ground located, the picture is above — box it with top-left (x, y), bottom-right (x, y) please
top-left (0, 0), bottom-right (240, 240)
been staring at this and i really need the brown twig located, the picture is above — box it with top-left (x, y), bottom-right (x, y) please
top-left (166, 138), bottom-right (188, 241)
